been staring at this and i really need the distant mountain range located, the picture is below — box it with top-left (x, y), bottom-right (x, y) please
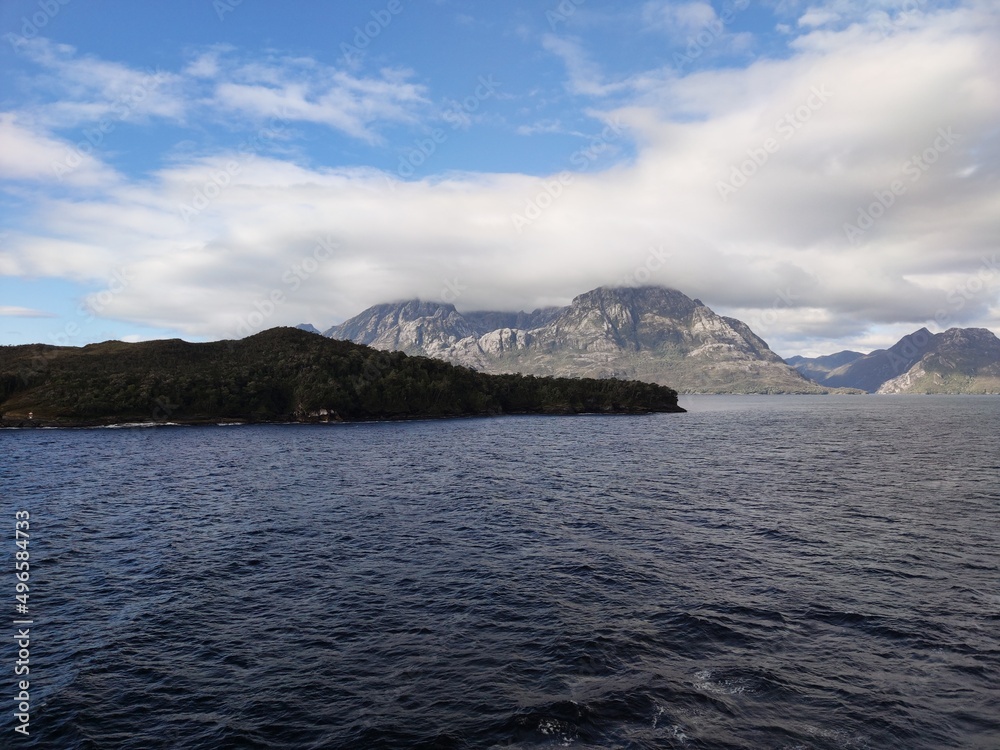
top-left (784, 350), bottom-right (865, 385)
top-left (319, 286), bottom-right (835, 394)
top-left (312, 285), bottom-right (1000, 395)
top-left (787, 327), bottom-right (1000, 394)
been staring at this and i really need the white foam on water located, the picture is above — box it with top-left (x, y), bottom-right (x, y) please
top-left (694, 668), bottom-right (755, 696)
top-left (536, 718), bottom-right (576, 746)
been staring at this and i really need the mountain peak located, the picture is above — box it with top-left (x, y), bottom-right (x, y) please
top-left (375, 299), bottom-right (458, 317)
top-left (569, 285), bottom-right (701, 319)
top-left (878, 325), bottom-right (1000, 394)
top-left (572, 284), bottom-right (690, 302)
top-left (939, 327), bottom-right (1000, 345)
top-left (319, 284), bottom-right (824, 393)
top-left (324, 298), bottom-right (472, 355)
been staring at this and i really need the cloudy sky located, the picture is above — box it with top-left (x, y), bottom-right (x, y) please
top-left (1, 0), bottom-right (997, 357)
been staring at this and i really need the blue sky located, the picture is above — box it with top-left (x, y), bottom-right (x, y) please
top-left (1, 0), bottom-right (997, 356)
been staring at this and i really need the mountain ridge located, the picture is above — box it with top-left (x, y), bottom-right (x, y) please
top-left (788, 327), bottom-right (1000, 393)
top-left (785, 350), bottom-right (864, 383)
top-left (322, 286), bottom-right (834, 394)
top-left (876, 327), bottom-right (1000, 394)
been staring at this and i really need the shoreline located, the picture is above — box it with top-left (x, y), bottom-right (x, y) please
top-left (0, 406), bottom-right (685, 430)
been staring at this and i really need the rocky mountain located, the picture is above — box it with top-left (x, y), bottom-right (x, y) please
top-left (788, 328), bottom-right (937, 392)
top-left (877, 328), bottom-right (1000, 394)
top-left (323, 286), bottom-right (829, 394)
top-left (789, 327), bottom-right (1000, 393)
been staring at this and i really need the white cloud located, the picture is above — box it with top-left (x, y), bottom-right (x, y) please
top-left (183, 48), bottom-right (229, 79)
top-left (0, 113), bottom-right (120, 186)
top-left (205, 54), bottom-right (429, 142)
top-left (541, 35), bottom-right (629, 97)
top-left (798, 9), bottom-right (840, 27)
top-left (19, 39), bottom-right (186, 128)
top-left (11, 39), bottom-right (430, 144)
top-left (515, 119), bottom-right (566, 136)
top-left (1, 5), bottom-right (999, 355)
top-left (642, 1), bottom-right (720, 34)
top-left (0, 306), bottom-right (57, 318)
top-left (214, 72), bottom-right (426, 143)
top-left (1, 235), bottom-right (119, 281)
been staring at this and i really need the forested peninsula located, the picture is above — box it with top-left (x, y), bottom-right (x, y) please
top-left (0, 327), bottom-right (684, 427)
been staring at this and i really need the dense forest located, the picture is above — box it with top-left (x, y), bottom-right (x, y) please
top-left (0, 327), bottom-right (683, 426)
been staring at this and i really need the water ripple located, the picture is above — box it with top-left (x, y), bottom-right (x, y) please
top-left (2, 396), bottom-right (999, 748)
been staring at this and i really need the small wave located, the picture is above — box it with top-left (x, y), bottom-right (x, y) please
top-left (806, 608), bottom-right (929, 643)
top-left (694, 666), bottom-right (791, 699)
top-left (753, 526), bottom-right (816, 545)
top-left (649, 610), bottom-right (756, 652)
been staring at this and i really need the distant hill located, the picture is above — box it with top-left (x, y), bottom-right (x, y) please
top-left (785, 350), bottom-right (864, 383)
top-left (323, 286), bottom-right (831, 394)
top-left (788, 327), bottom-right (1000, 393)
top-left (812, 328), bottom-right (937, 392)
top-left (877, 328), bottom-right (1000, 394)
top-left (0, 328), bottom-right (683, 427)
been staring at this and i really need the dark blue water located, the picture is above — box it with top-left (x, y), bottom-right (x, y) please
top-left (2, 396), bottom-right (999, 749)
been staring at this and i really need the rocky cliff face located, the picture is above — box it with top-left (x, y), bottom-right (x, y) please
top-left (323, 286), bottom-right (826, 394)
top-left (876, 328), bottom-right (1000, 394)
top-left (325, 300), bottom-right (477, 361)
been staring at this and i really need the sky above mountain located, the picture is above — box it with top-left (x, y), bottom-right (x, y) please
top-left (1, 0), bottom-right (997, 357)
